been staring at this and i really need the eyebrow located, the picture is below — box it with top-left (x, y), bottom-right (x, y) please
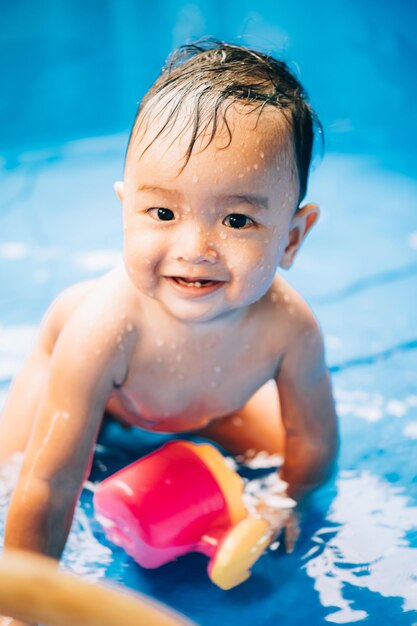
top-left (137, 185), bottom-right (269, 210)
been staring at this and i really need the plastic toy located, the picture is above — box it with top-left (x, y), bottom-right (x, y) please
top-left (94, 440), bottom-right (273, 590)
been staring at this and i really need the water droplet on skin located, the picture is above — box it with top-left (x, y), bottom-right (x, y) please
top-left (145, 259), bottom-right (151, 265)
top-left (192, 175), bottom-right (199, 183)
top-left (176, 354), bottom-right (183, 362)
top-left (210, 381), bottom-right (218, 388)
top-left (253, 163), bottom-right (258, 170)
top-left (117, 334), bottom-right (122, 343)
top-left (126, 323), bottom-right (133, 332)
top-left (276, 165), bottom-right (281, 171)
top-left (171, 342), bottom-right (177, 349)
top-left (156, 338), bottom-right (164, 347)
top-left (238, 173), bottom-right (244, 179)
top-left (246, 166), bottom-right (251, 172)
top-left (232, 416), bottom-right (243, 427)
top-left (214, 366), bottom-right (221, 373)
top-left (283, 293), bottom-right (290, 303)
top-left (120, 313), bottom-right (127, 320)
top-left (244, 343), bottom-right (251, 351)
top-left (177, 373), bottom-right (184, 380)
top-left (95, 349), bottom-right (102, 356)
top-left (196, 226), bottom-right (201, 233)
top-left (260, 151), bottom-right (265, 158)
top-left (220, 232), bottom-right (227, 240)
top-left (169, 365), bottom-right (175, 373)
top-left (259, 265), bottom-right (265, 271)
top-left (156, 356), bottom-right (162, 363)
top-left (270, 292), bottom-right (278, 303)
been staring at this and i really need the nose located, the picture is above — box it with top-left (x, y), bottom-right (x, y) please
top-left (173, 223), bottom-right (218, 265)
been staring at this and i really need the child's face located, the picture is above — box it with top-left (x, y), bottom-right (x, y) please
top-left (118, 106), bottom-right (318, 324)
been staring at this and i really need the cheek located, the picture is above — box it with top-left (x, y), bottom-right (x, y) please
top-left (228, 238), bottom-right (279, 291)
top-left (123, 225), bottom-right (166, 288)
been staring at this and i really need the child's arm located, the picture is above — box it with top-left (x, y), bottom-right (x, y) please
top-left (4, 316), bottom-right (125, 560)
top-left (275, 315), bottom-right (338, 500)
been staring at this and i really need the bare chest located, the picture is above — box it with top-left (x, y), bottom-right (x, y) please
top-left (106, 324), bottom-right (281, 432)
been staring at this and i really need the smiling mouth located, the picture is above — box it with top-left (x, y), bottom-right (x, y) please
top-left (171, 276), bottom-right (221, 288)
top-left (165, 276), bottom-right (225, 296)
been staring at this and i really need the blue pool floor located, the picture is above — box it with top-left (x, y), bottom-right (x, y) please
top-left (1, 135), bottom-right (417, 625)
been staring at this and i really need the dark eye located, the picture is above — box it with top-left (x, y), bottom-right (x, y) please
top-left (148, 208), bottom-right (175, 221)
top-left (223, 213), bottom-right (254, 229)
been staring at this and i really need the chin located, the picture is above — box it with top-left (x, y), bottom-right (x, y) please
top-left (161, 299), bottom-right (234, 324)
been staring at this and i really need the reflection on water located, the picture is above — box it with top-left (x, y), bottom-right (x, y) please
top-left (0, 454), bottom-right (112, 582)
top-left (304, 471), bottom-right (417, 623)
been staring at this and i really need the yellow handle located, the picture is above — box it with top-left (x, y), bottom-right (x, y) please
top-left (209, 517), bottom-right (272, 590)
top-left (0, 549), bottom-right (194, 626)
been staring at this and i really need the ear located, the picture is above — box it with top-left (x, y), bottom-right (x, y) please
top-left (113, 181), bottom-right (124, 202)
top-left (279, 203), bottom-right (320, 269)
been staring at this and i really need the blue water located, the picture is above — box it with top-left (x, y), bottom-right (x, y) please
top-left (1, 2), bottom-right (417, 625)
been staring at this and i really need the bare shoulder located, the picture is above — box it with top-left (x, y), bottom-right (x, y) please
top-left (261, 274), bottom-right (324, 367)
top-left (266, 273), bottom-right (321, 335)
top-left (42, 266), bottom-right (140, 386)
top-left (38, 265), bottom-right (139, 354)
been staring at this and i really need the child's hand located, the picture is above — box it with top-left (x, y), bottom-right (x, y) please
top-left (242, 470), bottom-right (299, 553)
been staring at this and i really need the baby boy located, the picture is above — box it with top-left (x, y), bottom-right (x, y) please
top-left (0, 40), bottom-right (338, 583)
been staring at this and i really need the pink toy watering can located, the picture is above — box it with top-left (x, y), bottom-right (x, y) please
top-left (94, 441), bottom-right (272, 589)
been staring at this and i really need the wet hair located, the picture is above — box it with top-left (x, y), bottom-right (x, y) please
top-left (128, 38), bottom-right (323, 205)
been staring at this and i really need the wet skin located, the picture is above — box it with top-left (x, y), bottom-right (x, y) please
top-left (0, 105), bottom-right (338, 570)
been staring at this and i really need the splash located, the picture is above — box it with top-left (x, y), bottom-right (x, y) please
top-left (0, 455), bottom-right (112, 583)
top-left (303, 471), bottom-right (417, 623)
